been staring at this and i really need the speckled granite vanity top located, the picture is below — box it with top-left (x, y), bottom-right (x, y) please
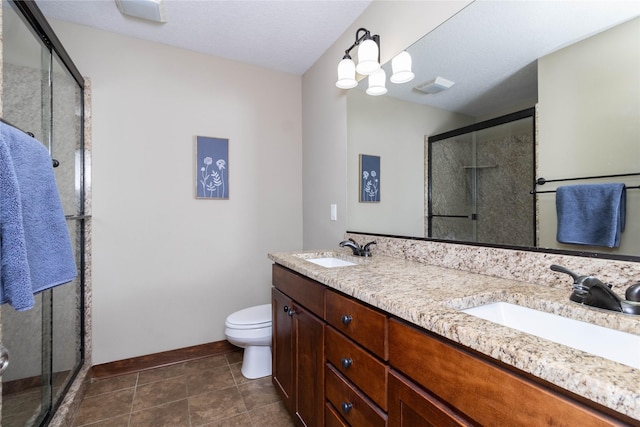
top-left (268, 250), bottom-right (640, 421)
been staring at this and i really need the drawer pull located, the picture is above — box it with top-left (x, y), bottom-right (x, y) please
top-left (0, 346), bottom-right (9, 375)
top-left (341, 357), bottom-right (353, 369)
top-left (341, 314), bottom-right (353, 325)
top-left (341, 402), bottom-right (353, 413)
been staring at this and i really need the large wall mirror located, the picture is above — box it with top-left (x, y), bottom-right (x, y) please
top-left (347, 1), bottom-right (640, 260)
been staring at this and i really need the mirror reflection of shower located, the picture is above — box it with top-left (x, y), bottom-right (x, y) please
top-left (428, 109), bottom-right (535, 247)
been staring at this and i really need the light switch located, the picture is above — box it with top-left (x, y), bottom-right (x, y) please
top-left (331, 204), bottom-right (337, 221)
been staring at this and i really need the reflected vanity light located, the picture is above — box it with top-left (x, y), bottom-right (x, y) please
top-left (336, 29), bottom-right (414, 95)
top-left (390, 51), bottom-right (415, 84)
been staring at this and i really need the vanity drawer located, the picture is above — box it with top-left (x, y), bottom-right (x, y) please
top-left (326, 364), bottom-right (387, 427)
top-left (388, 319), bottom-right (622, 426)
top-left (325, 325), bottom-right (388, 410)
top-left (326, 402), bottom-right (349, 427)
top-left (272, 264), bottom-right (325, 317)
top-left (326, 290), bottom-right (388, 360)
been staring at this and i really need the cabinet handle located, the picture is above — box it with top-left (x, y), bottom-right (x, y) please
top-left (283, 305), bottom-right (289, 313)
top-left (341, 402), bottom-right (353, 413)
top-left (341, 314), bottom-right (352, 325)
top-left (341, 357), bottom-right (353, 369)
top-left (0, 346), bottom-right (9, 375)
top-left (287, 308), bottom-right (296, 317)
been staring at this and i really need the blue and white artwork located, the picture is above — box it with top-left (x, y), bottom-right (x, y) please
top-left (196, 136), bottom-right (229, 199)
top-left (359, 154), bottom-right (380, 202)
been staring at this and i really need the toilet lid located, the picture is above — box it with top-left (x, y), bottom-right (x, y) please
top-left (226, 304), bottom-right (272, 329)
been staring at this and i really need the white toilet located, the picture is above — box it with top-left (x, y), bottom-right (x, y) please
top-left (224, 304), bottom-right (273, 379)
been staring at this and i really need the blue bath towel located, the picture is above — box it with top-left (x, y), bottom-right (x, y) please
top-left (0, 122), bottom-right (77, 311)
top-left (556, 183), bottom-right (626, 248)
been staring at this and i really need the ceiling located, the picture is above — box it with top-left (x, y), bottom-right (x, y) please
top-left (33, 0), bottom-right (640, 118)
top-left (379, 0), bottom-right (640, 118)
top-left (35, 0), bottom-right (372, 75)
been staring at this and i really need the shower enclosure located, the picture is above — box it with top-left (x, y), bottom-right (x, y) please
top-left (428, 109), bottom-right (535, 247)
top-left (1, 1), bottom-right (88, 425)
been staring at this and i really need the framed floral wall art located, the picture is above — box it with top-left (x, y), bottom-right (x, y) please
top-left (196, 136), bottom-right (229, 199)
top-left (359, 154), bottom-right (380, 203)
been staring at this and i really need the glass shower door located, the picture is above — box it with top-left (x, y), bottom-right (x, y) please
top-left (428, 113), bottom-right (535, 247)
top-left (1, 1), bottom-right (85, 425)
top-left (2, 2), bottom-right (52, 424)
top-left (50, 48), bottom-right (84, 416)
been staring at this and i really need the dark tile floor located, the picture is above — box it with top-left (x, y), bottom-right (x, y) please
top-left (72, 351), bottom-right (294, 427)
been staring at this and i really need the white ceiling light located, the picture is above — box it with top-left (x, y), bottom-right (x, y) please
top-left (366, 69), bottom-right (387, 96)
top-left (336, 28), bottom-right (381, 93)
top-left (336, 57), bottom-right (358, 89)
top-left (415, 76), bottom-right (455, 94)
top-left (390, 51), bottom-right (415, 84)
top-left (336, 28), bottom-right (415, 96)
top-left (355, 36), bottom-right (380, 75)
top-left (115, 0), bottom-right (167, 23)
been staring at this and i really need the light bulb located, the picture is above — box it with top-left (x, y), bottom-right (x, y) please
top-left (336, 58), bottom-right (357, 89)
top-left (356, 38), bottom-right (380, 75)
top-left (366, 69), bottom-right (387, 96)
top-left (390, 51), bottom-right (415, 84)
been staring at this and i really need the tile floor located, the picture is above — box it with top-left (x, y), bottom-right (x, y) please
top-left (72, 351), bottom-right (294, 427)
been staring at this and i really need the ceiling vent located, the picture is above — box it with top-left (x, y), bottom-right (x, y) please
top-left (115, 0), bottom-right (167, 23)
top-left (415, 76), bottom-right (455, 94)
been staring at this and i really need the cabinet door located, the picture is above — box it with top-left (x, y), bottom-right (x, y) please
top-left (272, 288), bottom-right (294, 413)
top-left (388, 370), bottom-right (475, 427)
top-left (293, 303), bottom-right (325, 427)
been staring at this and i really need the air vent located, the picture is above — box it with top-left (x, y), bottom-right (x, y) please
top-left (414, 76), bottom-right (455, 94)
top-left (115, 0), bottom-right (167, 23)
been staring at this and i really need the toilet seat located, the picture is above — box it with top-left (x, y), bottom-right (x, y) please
top-left (225, 303), bottom-right (272, 330)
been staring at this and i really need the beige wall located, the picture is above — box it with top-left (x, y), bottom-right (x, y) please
top-left (347, 90), bottom-right (472, 237)
top-left (538, 17), bottom-right (640, 254)
top-left (49, 20), bottom-right (303, 364)
top-left (302, 1), bottom-right (472, 250)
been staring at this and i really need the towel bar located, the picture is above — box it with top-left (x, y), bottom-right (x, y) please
top-left (531, 173), bottom-right (640, 194)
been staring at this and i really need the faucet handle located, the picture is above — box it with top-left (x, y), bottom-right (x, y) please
top-left (625, 282), bottom-right (640, 302)
top-left (550, 264), bottom-right (581, 282)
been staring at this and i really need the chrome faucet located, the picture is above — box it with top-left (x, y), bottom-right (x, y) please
top-left (550, 265), bottom-right (640, 315)
top-left (339, 239), bottom-right (377, 257)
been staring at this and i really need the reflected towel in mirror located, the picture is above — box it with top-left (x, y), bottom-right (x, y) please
top-left (556, 183), bottom-right (626, 248)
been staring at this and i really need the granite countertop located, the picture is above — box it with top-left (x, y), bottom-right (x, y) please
top-left (268, 250), bottom-right (640, 421)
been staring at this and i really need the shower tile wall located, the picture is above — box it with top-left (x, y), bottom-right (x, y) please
top-left (431, 135), bottom-right (475, 241)
top-left (476, 131), bottom-right (534, 245)
top-left (430, 119), bottom-right (534, 247)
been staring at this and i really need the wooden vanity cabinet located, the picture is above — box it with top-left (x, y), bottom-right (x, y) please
top-left (388, 370), bottom-right (476, 427)
top-left (272, 263), bottom-right (635, 426)
top-left (324, 290), bottom-right (389, 426)
top-left (388, 318), bottom-right (627, 427)
top-left (272, 265), bottom-right (326, 427)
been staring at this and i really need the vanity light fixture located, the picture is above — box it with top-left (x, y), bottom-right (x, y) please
top-left (115, 0), bottom-right (167, 23)
top-left (336, 28), bottom-right (414, 95)
top-left (336, 28), bottom-right (381, 90)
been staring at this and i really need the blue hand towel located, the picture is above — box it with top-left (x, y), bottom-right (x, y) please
top-left (556, 183), bottom-right (626, 248)
top-left (0, 122), bottom-right (77, 311)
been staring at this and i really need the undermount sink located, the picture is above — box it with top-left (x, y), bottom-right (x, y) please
top-left (305, 257), bottom-right (357, 268)
top-left (461, 302), bottom-right (640, 369)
